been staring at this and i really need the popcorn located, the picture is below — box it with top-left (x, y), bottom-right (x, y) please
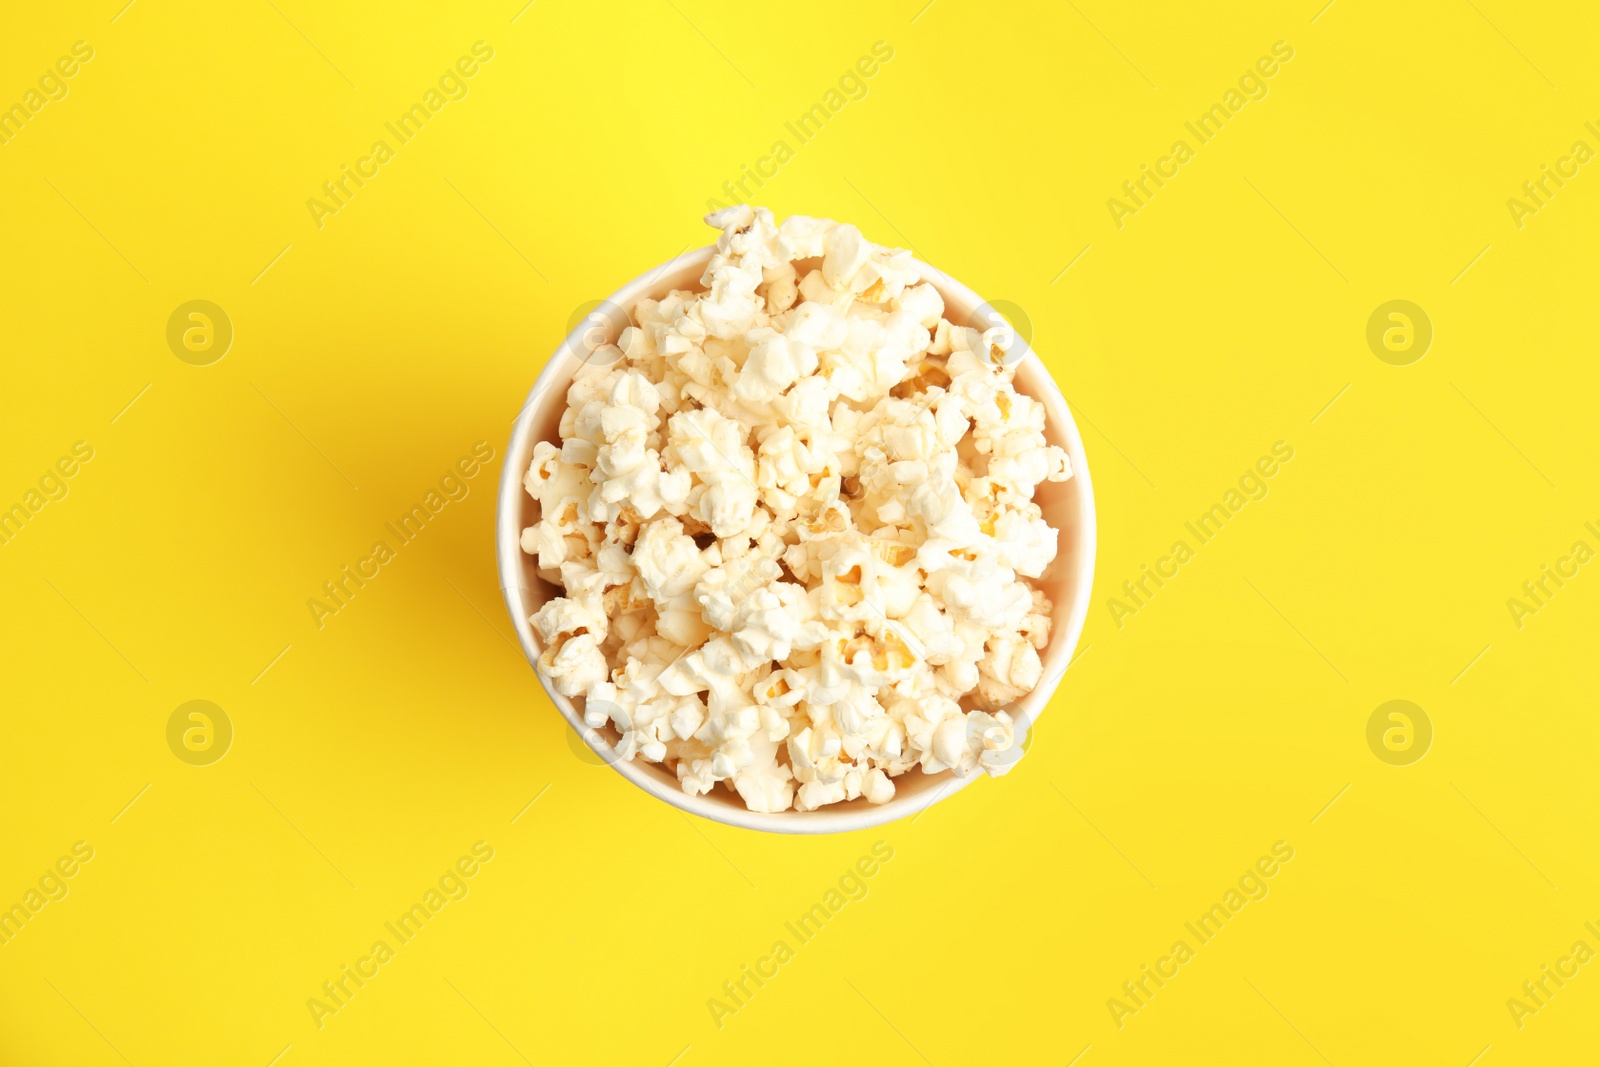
top-left (521, 208), bottom-right (1070, 812)
top-left (538, 630), bottom-right (609, 697)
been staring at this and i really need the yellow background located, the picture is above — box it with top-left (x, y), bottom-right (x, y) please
top-left (3, 0), bottom-right (1597, 1063)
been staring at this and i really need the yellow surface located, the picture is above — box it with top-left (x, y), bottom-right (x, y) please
top-left (3, 1), bottom-right (1597, 1063)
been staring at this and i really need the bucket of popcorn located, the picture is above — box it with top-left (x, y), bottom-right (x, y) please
top-left (498, 207), bottom-right (1095, 833)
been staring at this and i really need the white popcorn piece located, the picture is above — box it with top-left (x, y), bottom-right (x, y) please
top-left (632, 517), bottom-right (710, 604)
top-left (539, 631), bottom-right (609, 698)
top-left (519, 207), bottom-right (1065, 811)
